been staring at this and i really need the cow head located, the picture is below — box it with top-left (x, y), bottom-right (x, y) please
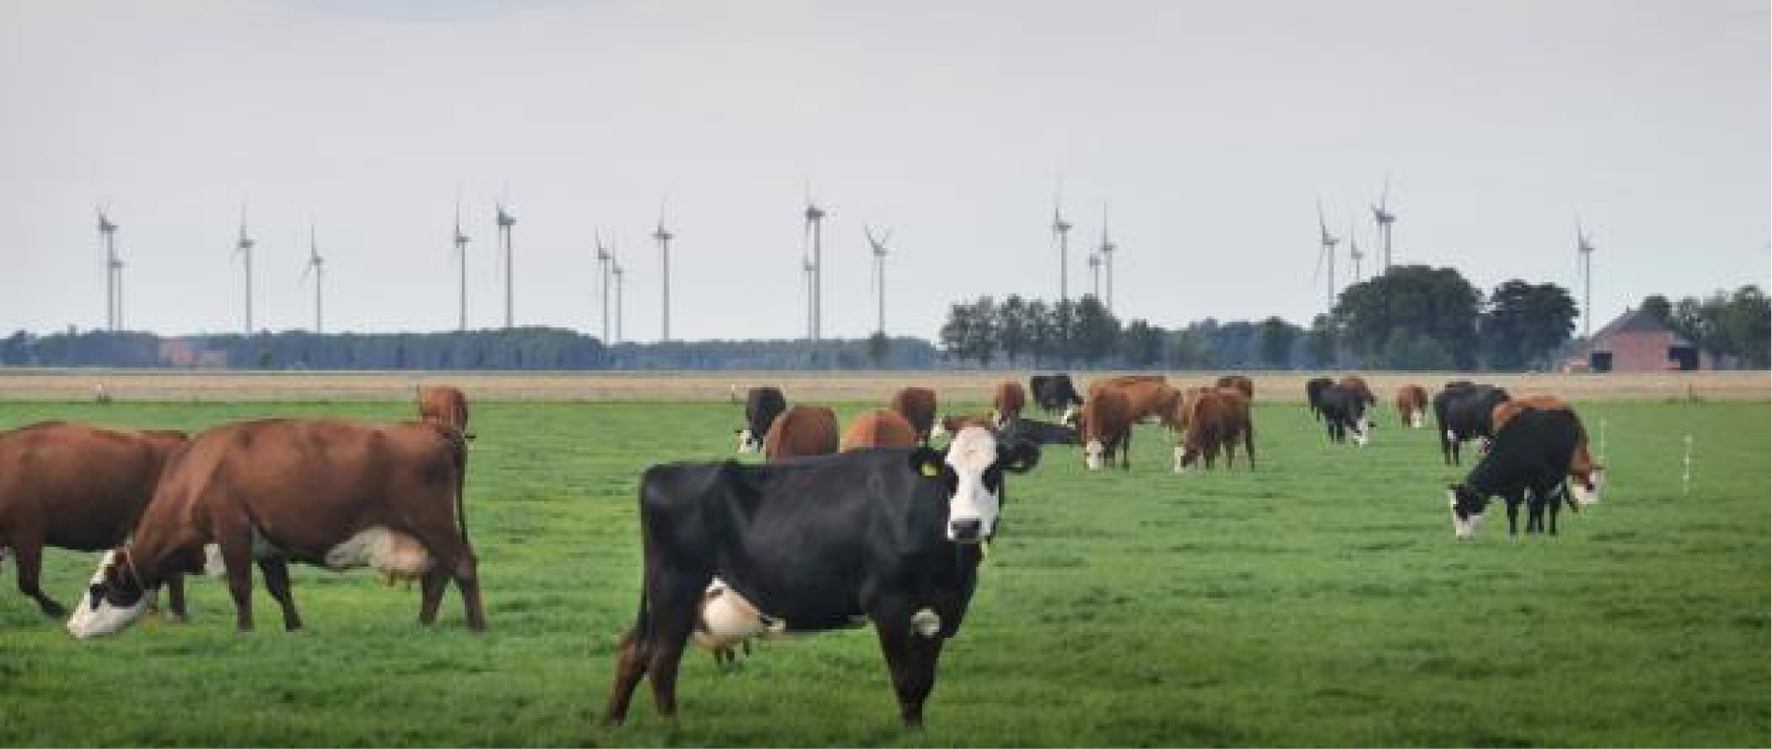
top-left (734, 428), bottom-right (760, 454)
top-left (1447, 483), bottom-right (1488, 539)
top-left (66, 549), bottom-right (149, 638)
top-left (1571, 466), bottom-right (1606, 505)
top-left (910, 426), bottom-right (1040, 545)
top-left (1084, 437), bottom-right (1107, 470)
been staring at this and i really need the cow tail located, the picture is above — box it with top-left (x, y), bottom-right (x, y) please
top-left (1245, 417), bottom-right (1257, 470)
top-left (448, 426), bottom-right (470, 545)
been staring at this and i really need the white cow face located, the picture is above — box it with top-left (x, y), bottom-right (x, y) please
top-left (1084, 438), bottom-right (1106, 470)
top-left (914, 426), bottom-right (1039, 544)
top-left (735, 428), bottom-right (760, 454)
top-left (1572, 467), bottom-right (1606, 505)
top-left (1448, 484), bottom-right (1488, 539)
top-left (66, 550), bottom-right (149, 638)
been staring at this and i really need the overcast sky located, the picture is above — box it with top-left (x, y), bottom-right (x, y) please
top-left (2, 0), bottom-right (1766, 342)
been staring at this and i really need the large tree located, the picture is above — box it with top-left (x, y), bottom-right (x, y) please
top-left (1257, 316), bottom-right (1298, 368)
top-left (938, 296), bottom-right (999, 366)
top-left (1304, 313), bottom-right (1339, 368)
top-left (1334, 265), bottom-right (1482, 369)
top-left (995, 294), bottom-right (1031, 365)
top-left (1480, 280), bottom-right (1579, 370)
top-left (1071, 295), bottom-right (1122, 365)
top-left (1120, 319), bottom-right (1164, 368)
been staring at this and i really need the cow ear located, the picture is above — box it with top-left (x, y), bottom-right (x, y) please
top-left (908, 447), bottom-right (944, 478)
top-left (999, 440), bottom-right (1041, 474)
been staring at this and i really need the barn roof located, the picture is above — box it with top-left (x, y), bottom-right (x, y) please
top-left (1587, 308), bottom-right (1694, 349)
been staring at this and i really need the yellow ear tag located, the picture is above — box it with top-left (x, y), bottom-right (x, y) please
top-left (919, 463), bottom-right (940, 477)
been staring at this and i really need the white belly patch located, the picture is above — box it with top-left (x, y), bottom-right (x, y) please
top-left (323, 527), bottom-right (434, 582)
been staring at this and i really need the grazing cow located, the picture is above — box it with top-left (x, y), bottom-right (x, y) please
top-left (1168, 386), bottom-right (1217, 435)
top-left (1028, 374), bottom-right (1084, 417)
top-left (840, 409), bottom-right (919, 452)
top-left (1434, 383), bottom-right (1511, 465)
top-left (1317, 385), bottom-right (1372, 446)
top-left (1490, 396), bottom-right (1605, 504)
top-left (417, 385), bottom-right (473, 438)
top-left (1174, 390), bottom-right (1255, 472)
top-left (1078, 389), bottom-right (1134, 471)
top-left (1337, 375), bottom-right (1377, 408)
top-left (736, 387), bottom-right (788, 453)
top-left (1215, 375), bottom-right (1254, 400)
top-left (1395, 385), bottom-right (1429, 429)
top-left (1081, 376), bottom-right (1178, 428)
top-left (603, 427), bottom-right (1041, 728)
top-left (991, 381), bottom-right (1027, 427)
top-left (67, 419), bottom-right (484, 637)
top-left (1449, 406), bottom-right (1583, 538)
top-left (997, 417), bottom-right (1078, 447)
top-left (1305, 377), bottom-right (1334, 421)
top-left (762, 406), bottom-right (840, 462)
top-left (0, 422), bottom-right (188, 619)
top-left (889, 387), bottom-right (939, 444)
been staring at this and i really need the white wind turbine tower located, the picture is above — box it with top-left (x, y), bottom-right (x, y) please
top-left (233, 203), bottom-right (256, 336)
top-left (496, 189), bottom-right (516, 329)
top-left (1087, 251), bottom-right (1102, 299)
top-left (612, 252), bottom-right (626, 345)
top-left (1371, 175), bottom-right (1396, 272)
top-left (1315, 199), bottom-right (1340, 314)
top-left (803, 193), bottom-right (827, 342)
top-left (594, 232), bottom-right (613, 342)
top-left (864, 225), bottom-right (892, 335)
top-left (299, 220), bottom-right (325, 333)
top-left (453, 199), bottom-right (471, 331)
top-left (1051, 191), bottom-right (1072, 303)
top-left (1099, 205), bottom-right (1118, 312)
top-left (801, 241), bottom-right (816, 340)
top-left (96, 206), bottom-right (119, 331)
top-left (1348, 218), bottom-right (1365, 283)
top-left (653, 200), bottom-right (674, 342)
top-left (1578, 218), bottom-right (1597, 337)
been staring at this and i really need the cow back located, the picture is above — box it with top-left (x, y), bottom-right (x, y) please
top-left (0, 422), bottom-right (187, 551)
top-left (764, 406), bottom-right (840, 461)
top-left (840, 409), bottom-right (918, 452)
top-left (1215, 375), bottom-right (1254, 400)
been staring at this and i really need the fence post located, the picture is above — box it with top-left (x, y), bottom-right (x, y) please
top-left (1681, 435), bottom-right (1693, 497)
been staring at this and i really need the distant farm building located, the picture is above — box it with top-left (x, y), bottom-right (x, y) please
top-left (1564, 308), bottom-right (1703, 373)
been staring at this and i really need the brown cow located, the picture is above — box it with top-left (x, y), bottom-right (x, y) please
top-left (1490, 395), bottom-right (1604, 504)
top-left (762, 406), bottom-right (840, 462)
top-left (839, 409), bottom-right (919, 452)
top-left (68, 418), bottom-right (483, 637)
top-left (992, 381), bottom-right (1027, 427)
top-left (1395, 385), bottom-right (1429, 429)
top-left (1079, 389), bottom-right (1134, 471)
top-left (417, 385), bottom-right (473, 439)
top-left (1338, 375), bottom-right (1377, 407)
top-left (0, 422), bottom-right (187, 619)
top-left (1175, 390), bottom-right (1255, 472)
top-left (889, 387), bottom-right (938, 444)
top-left (1167, 386), bottom-right (1218, 434)
top-left (1215, 375), bottom-right (1254, 400)
top-left (932, 412), bottom-right (996, 441)
top-left (1083, 375), bottom-right (1179, 428)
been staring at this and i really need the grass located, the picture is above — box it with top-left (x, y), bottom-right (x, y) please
top-left (0, 397), bottom-right (1765, 746)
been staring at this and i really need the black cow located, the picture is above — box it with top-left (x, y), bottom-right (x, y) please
top-left (735, 387), bottom-right (787, 453)
top-left (1449, 406), bottom-right (1582, 538)
top-left (1433, 383), bottom-right (1510, 465)
top-left (1316, 385), bottom-right (1371, 445)
top-left (1028, 374), bottom-right (1083, 416)
top-left (603, 427), bottom-right (1041, 728)
top-left (996, 416), bottom-right (1077, 447)
top-left (1305, 377), bottom-right (1334, 421)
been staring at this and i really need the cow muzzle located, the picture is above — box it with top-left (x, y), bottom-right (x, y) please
top-left (949, 519), bottom-right (984, 543)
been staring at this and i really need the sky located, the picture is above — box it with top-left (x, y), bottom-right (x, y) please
top-left (1, 0), bottom-right (1766, 342)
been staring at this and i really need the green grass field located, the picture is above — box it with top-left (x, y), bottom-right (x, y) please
top-left (0, 397), bottom-right (1766, 747)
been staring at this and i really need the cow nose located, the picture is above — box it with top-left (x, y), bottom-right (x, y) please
top-left (950, 519), bottom-right (982, 541)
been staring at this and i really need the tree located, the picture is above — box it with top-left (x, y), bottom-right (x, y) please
top-left (1335, 265), bottom-right (1482, 369)
top-left (939, 296), bottom-right (999, 367)
top-left (865, 331), bottom-right (891, 368)
top-left (1070, 295), bottom-right (1121, 365)
top-left (1718, 285), bottom-right (1770, 367)
top-left (1639, 294), bottom-right (1674, 329)
top-left (1119, 320), bottom-right (1164, 368)
top-left (1025, 299), bottom-right (1056, 367)
top-left (1304, 314), bottom-right (1339, 368)
top-left (1257, 316), bottom-right (1297, 368)
top-left (996, 295), bottom-right (1031, 365)
top-left (1480, 280), bottom-right (1578, 370)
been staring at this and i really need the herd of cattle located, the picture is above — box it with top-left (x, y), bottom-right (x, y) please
top-left (0, 374), bottom-right (1606, 728)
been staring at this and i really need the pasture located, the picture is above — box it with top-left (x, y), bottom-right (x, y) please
top-left (0, 390), bottom-right (1766, 746)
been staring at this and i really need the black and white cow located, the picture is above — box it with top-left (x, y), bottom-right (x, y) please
top-left (996, 417), bottom-right (1077, 447)
top-left (603, 426), bottom-right (1041, 728)
top-left (1305, 377), bottom-right (1334, 421)
top-left (1028, 374), bottom-right (1083, 417)
top-left (1449, 406), bottom-right (1582, 538)
top-left (1316, 384), bottom-right (1371, 446)
top-left (1433, 383), bottom-right (1510, 465)
top-left (734, 386), bottom-right (787, 453)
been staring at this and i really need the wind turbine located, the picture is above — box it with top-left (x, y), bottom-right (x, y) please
top-left (233, 203), bottom-right (255, 336)
top-left (299, 220), bottom-right (325, 333)
top-left (1315, 199), bottom-right (1340, 314)
top-left (1087, 252), bottom-right (1102, 299)
top-left (111, 255), bottom-right (125, 332)
top-left (801, 241), bottom-right (816, 340)
top-left (96, 206), bottom-right (119, 331)
top-left (1099, 205), bottom-right (1118, 312)
top-left (653, 199), bottom-right (674, 342)
top-left (594, 232), bottom-right (613, 342)
top-left (1578, 219), bottom-right (1596, 337)
top-left (1347, 218), bottom-right (1364, 283)
top-left (612, 253), bottom-right (626, 345)
top-left (453, 199), bottom-right (471, 332)
top-left (1051, 192), bottom-right (1072, 303)
top-left (864, 225), bottom-right (892, 336)
top-left (1371, 175), bottom-right (1396, 272)
top-left (803, 193), bottom-right (827, 342)
top-left (496, 189), bottom-right (516, 329)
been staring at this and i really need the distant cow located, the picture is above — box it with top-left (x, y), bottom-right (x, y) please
top-left (997, 417), bottom-right (1078, 447)
top-left (1338, 375), bottom-right (1377, 407)
top-left (1082, 375), bottom-right (1178, 428)
top-left (840, 409), bottom-right (919, 452)
top-left (1215, 375), bottom-right (1254, 400)
top-left (1317, 385), bottom-right (1372, 446)
top-left (890, 387), bottom-right (939, 444)
top-left (1491, 395), bottom-right (1604, 504)
top-left (417, 385), bottom-right (472, 438)
top-left (1175, 389), bottom-right (1255, 472)
top-left (992, 381), bottom-right (1027, 427)
top-left (1395, 385), bottom-right (1429, 429)
top-left (602, 426), bottom-right (1041, 727)
top-left (931, 412), bottom-right (995, 441)
top-left (1029, 374), bottom-right (1084, 416)
top-left (1078, 389), bottom-right (1134, 471)
top-left (0, 422), bottom-right (188, 619)
top-left (1168, 386), bottom-right (1218, 435)
top-left (1449, 406), bottom-right (1584, 538)
top-left (763, 406), bottom-right (840, 462)
top-left (1434, 383), bottom-right (1511, 465)
top-left (68, 419), bottom-right (483, 638)
top-left (1305, 377), bottom-right (1334, 421)
top-left (736, 387), bottom-right (788, 453)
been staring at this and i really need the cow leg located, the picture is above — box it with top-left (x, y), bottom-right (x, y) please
top-left (418, 565), bottom-right (449, 625)
top-left (258, 558), bottom-right (303, 631)
top-left (411, 528), bottom-right (486, 632)
top-left (165, 573), bottom-right (188, 622)
top-left (12, 535), bottom-right (64, 618)
top-left (1505, 496), bottom-right (1521, 537)
top-left (1244, 427), bottom-right (1256, 470)
top-left (604, 627), bottom-right (650, 726)
top-left (218, 535), bottom-right (256, 632)
top-left (642, 584), bottom-right (702, 722)
top-left (1548, 485), bottom-right (1563, 536)
top-left (870, 603), bottom-right (946, 728)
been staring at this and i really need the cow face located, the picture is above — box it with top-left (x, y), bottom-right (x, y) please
top-left (1572, 467), bottom-right (1606, 505)
top-left (1084, 438), bottom-right (1106, 470)
top-left (912, 427), bottom-right (1039, 544)
top-left (66, 550), bottom-right (149, 638)
top-left (735, 428), bottom-right (760, 453)
top-left (1448, 484), bottom-right (1488, 539)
